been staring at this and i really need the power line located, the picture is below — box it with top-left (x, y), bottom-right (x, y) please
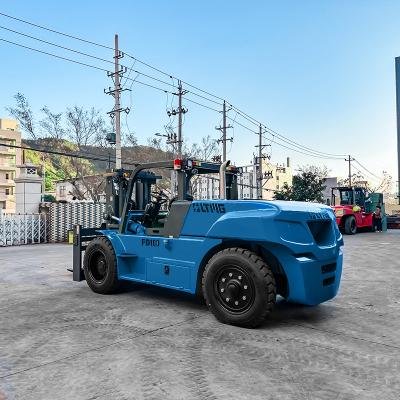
top-left (0, 12), bottom-right (223, 106)
top-left (0, 25), bottom-right (114, 65)
top-left (229, 104), bottom-right (347, 158)
top-left (0, 11), bottom-right (113, 50)
top-left (353, 159), bottom-right (381, 179)
top-left (263, 130), bottom-right (344, 159)
top-left (0, 142), bottom-right (143, 167)
top-left (0, 142), bottom-right (113, 162)
top-left (0, 12), bottom-right (373, 167)
top-left (0, 37), bottom-right (171, 95)
top-left (184, 97), bottom-right (220, 113)
top-left (3, 20), bottom-right (343, 160)
top-left (0, 35), bottom-right (370, 163)
top-left (264, 126), bottom-right (347, 158)
top-left (0, 37), bottom-right (108, 72)
top-left (262, 135), bottom-right (343, 160)
top-left (0, 25), bottom-right (193, 99)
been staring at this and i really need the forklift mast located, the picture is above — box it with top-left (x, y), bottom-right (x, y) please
top-left (104, 169), bottom-right (161, 226)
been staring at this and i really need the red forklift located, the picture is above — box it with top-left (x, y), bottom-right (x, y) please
top-left (331, 187), bottom-right (384, 234)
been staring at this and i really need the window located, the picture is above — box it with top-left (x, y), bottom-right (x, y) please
top-left (5, 188), bottom-right (13, 195)
top-left (5, 173), bottom-right (9, 180)
top-left (60, 185), bottom-right (66, 197)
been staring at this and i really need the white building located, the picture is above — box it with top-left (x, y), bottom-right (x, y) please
top-left (55, 175), bottom-right (106, 202)
top-left (322, 177), bottom-right (338, 205)
top-left (261, 157), bottom-right (293, 200)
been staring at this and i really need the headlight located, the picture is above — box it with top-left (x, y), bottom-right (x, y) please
top-left (335, 209), bottom-right (344, 217)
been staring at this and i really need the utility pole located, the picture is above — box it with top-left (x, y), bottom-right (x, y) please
top-left (257, 124), bottom-right (264, 199)
top-left (259, 124), bottom-right (263, 199)
top-left (215, 100), bottom-right (233, 162)
top-left (177, 81), bottom-right (188, 158)
top-left (254, 124), bottom-right (271, 199)
top-left (345, 155), bottom-right (354, 187)
top-left (168, 80), bottom-right (187, 158)
top-left (113, 34), bottom-right (122, 169)
top-left (105, 34), bottom-right (130, 169)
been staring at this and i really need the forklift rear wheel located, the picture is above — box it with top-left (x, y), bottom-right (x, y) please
top-left (83, 237), bottom-right (120, 294)
top-left (344, 216), bottom-right (357, 234)
top-left (202, 248), bottom-right (276, 328)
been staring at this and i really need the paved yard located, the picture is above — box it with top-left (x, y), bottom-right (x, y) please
top-left (0, 231), bottom-right (399, 400)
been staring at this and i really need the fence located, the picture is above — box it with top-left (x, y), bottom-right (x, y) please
top-left (0, 213), bottom-right (47, 246)
top-left (193, 174), bottom-right (259, 200)
top-left (46, 202), bottom-right (106, 242)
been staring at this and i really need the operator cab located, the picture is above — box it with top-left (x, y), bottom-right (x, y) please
top-left (104, 158), bottom-right (241, 238)
top-left (332, 186), bottom-right (369, 208)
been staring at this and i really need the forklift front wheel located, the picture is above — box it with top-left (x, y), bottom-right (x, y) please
top-left (83, 237), bottom-right (120, 294)
top-left (202, 248), bottom-right (276, 328)
top-left (344, 216), bottom-right (357, 235)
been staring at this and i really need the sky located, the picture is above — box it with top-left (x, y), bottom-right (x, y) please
top-left (0, 0), bottom-right (399, 190)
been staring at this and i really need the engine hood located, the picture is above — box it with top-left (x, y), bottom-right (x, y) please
top-left (180, 199), bottom-right (336, 241)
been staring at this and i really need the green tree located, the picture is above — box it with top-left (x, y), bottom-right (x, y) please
top-left (7, 93), bottom-right (113, 201)
top-left (274, 166), bottom-right (328, 203)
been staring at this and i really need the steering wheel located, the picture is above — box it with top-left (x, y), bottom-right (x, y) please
top-left (151, 189), bottom-right (169, 205)
top-left (142, 189), bottom-right (169, 226)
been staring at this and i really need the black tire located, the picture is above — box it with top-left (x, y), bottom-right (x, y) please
top-left (83, 237), bottom-right (120, 294)
top-left (344, 215), bottom-right (357, 235)
top-left (202, 248), bottom-right (276, 328)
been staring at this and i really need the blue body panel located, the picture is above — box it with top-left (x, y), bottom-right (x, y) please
top-left (99, 199), bottom-right (343, 305)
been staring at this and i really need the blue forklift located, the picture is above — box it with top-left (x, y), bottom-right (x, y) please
top-left (73, 159), bottom-right (343, 328)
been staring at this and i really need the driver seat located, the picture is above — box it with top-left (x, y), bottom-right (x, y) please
top-left (146, 200), bottom-right (192, 237)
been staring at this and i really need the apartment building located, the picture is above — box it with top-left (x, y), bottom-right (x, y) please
top-left (0, 119), bottom-right (22, 212)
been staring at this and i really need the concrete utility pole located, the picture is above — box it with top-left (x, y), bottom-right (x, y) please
top-left (113, 35), bottom-right (122, 169)
top-left (165, 81), bottom-right (187, 157)
top-left (345, 155), bottom-right (354, 187)
top-left (215, 100), bottom-right (233, 162)
top-left (254, 125), bottom-right (272, 199)
top-left (395, 57), bottom-right (400, 204)
top-left (176, 80), bottom-right (188, 158)
top-left (258, 124), bottom-right (263, 199)
top-left (105, 34), bottom-right (130, 169)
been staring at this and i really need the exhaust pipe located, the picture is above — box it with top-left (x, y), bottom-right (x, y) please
top-left (219, 160), bottom-right (230, 199)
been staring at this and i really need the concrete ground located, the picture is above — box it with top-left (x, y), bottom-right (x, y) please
top-left (0, 231), bottom-right (399, 400)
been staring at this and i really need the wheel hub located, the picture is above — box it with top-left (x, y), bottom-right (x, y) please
top-left (97, 259), bottom-right (106, 275)
top-left (226, 280), bottom-right (241, 299)
top-left (89, 252), bottom-right (107, 282)
top-left (215, 267), bottom-right (254, 312)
